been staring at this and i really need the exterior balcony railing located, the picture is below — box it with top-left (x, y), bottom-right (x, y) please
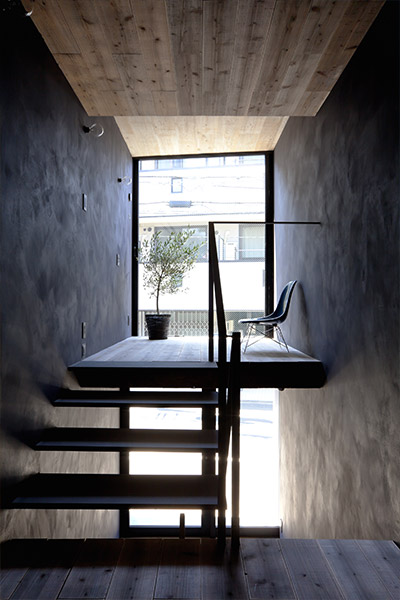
top-left (138, 309), bottom-right (263, 338)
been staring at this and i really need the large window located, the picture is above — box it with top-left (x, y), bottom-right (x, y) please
top-left (130, 153), bottom-right (278, 533)
top-left (137, 153), bottom-right (269, 324)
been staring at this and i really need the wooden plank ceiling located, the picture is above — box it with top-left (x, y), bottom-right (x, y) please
top-left (26, 0), bottom-right (384, 157)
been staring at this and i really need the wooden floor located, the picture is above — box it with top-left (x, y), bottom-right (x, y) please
top-left (70, 336), bottom-right (326, 389)
top-left (78, 335), bottom-right (317, 364)
top-left (1, 538), bottom-right (399, 599)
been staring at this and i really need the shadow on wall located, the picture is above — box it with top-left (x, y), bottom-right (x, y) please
top-left (291, 281), bottom-right (312, 353)
top-left (0, 9), bottom-right (130, 540)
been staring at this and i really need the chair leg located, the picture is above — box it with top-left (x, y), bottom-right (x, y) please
top-left (275, 324), bottom-right (289, 352)
top-left (242, 324), bottom-right (253, 353)
top-left (243, 323), bottom-right (279, 352)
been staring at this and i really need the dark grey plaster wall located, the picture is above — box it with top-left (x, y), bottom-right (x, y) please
top-left (0, 12), bottom-right (132, 540)
top-left (274, 2), bottom-right (399, 539)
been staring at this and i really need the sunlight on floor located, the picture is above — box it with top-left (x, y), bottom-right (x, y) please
top-left (129, 389), bottom-right (279, 528)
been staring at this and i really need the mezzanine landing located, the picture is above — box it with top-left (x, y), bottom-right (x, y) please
top-left (69, 335), bottom-right (326, 389)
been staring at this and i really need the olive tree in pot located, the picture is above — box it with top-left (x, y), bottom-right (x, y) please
top-left (139, 229), bottom-right (202, 339)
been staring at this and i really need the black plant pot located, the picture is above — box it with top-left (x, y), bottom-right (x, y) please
top-left (145, 314), bottom-right (171, 340)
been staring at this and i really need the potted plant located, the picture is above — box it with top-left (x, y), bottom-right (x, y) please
top-left (139, 229), bottom-right (202, 339)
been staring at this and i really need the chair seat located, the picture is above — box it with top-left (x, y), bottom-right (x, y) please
top-left (239, 316), bottom-right (278, 324)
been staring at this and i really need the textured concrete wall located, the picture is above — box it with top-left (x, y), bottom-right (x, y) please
top-left (0, 12), bottom-right (132, 540)
top-left (274, 2), bottom-right (399, 539)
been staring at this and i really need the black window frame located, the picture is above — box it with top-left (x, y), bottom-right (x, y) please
top-left (132, 151), bottom-right (274, 335)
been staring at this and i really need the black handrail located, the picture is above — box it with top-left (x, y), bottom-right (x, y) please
top-left (209, 222), bottom-right (229, 543)
top-left (208, 222), bottom-right (227, 363)
top-left (208, 223), bottom-right (242, 545)
top-left (229, 331), bottom-right (241, 547)
top-left (215, 330), bottom-right (241, 546)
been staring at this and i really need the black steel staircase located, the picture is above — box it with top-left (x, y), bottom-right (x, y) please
top-left (7, 332), bottom-right (242, 544)
top-left (6, 224), bottom-right (242, 545)
top-left (8, 383), bottom-right (227, 539)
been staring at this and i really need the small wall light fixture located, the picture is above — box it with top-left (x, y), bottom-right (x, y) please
top-left (82, 123), bottom-right (104, 137)
top-left (118, 176), bottom-right (132, 185)
top-left (23, 0), bottom-right (33, 16)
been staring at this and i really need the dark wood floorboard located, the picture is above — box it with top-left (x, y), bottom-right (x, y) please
top-left (356, 540), bottom-right (400, 598)
top-left (279, 539), bottom-right (345, 599)
top-left (241, 538), bottom-right (295, 600)
top-left (200, 539), bottom-right (248, 600)
top-left (58, 539), bottom-right (123, 600)
top-left (9, 540), bottom-right (81, 600)
top-left (107, 539), bottom-right (161, 600)
top-left (319, 539), bottom-right (397, 600)
top-left (1, 538), bottom-right (400, 600)
top-left (154, 539), bottom-right (201, 600)
top-left (0, 540), bottom-right (39, 600)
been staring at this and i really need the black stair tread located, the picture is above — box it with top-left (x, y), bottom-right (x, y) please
top-left (8, 474), bottom-right (220, 509)
top-left (36, 428), bottom-right (218, 451)
top-left (68, 361), bottom-right (219, 388)
top-left (54, 389), bottom-right (219, 408)
top-left (70, 360), bottom-right (218, 368)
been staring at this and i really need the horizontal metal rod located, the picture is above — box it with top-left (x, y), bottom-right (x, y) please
top-left (210, 220), bottom-right (321, 225)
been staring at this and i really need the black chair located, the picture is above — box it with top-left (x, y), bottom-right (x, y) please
top-left (239, 280), bottom-right (297, 352)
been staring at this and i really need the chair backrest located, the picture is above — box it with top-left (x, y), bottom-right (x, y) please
top-left (272, 280), bottom-right (297, 323)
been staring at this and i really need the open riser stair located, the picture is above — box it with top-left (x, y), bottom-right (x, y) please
top-left (9, 474), bottom-right (220, 510)
top-left (7, 384), bottom-right (229, 539)
top-left (7, 227), bottom-right (242, 544)
top-left (35, 427), bottom-right (219, 452)
top-left (6, 339), bottom-right (241, 545)
top-left (53, 389), bottom-right (220, 408)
